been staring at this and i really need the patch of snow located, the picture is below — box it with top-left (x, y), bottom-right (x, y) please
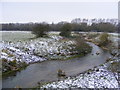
top-left (42, 65), bottom-right (119, 88)
top-left (1, 35), bottom-right (76, 64)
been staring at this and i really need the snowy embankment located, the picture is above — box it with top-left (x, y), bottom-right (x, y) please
top-left (42, 58), bottom-right (119, 88)
top-left (1, 35), bottom-right (76, 64)
top-left (42, 34), bottom-right (120, 89)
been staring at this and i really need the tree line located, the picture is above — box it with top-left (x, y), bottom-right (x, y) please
top-left (1, 22), bottom-right (118, 32)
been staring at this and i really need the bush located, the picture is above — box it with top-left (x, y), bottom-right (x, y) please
top-left (98, 33), bottom-right (109, 46)
top-left (59, 23), bottom-right (72, 37)
top-left (75, 36), bottom-right (92, 55)
top-left (32, 23), bottom-right (50, 38)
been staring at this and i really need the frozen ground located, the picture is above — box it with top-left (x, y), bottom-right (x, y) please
top-left (1, 35), bottom-right (76, 64)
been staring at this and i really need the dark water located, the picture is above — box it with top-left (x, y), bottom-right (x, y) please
top-left (2, 42), bottom-right (111, 88)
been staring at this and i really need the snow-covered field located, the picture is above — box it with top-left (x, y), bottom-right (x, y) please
top-left (1, 34), bottom-right (76, 64)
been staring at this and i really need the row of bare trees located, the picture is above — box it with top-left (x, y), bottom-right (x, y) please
top-left (1, 22), bottom-right (118, 38)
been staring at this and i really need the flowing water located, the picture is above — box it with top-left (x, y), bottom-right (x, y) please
top-left (2, 42), bottom-right (111, 88)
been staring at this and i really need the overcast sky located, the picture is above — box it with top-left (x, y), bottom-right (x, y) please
top-left (0, 1), bottom-right (118, 23)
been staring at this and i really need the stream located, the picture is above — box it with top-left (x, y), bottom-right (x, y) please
top-left (2, 42), bottom-right (111, 88)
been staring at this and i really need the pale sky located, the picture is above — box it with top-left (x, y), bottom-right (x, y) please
top-left (0, 0), bottom-right (119, 23)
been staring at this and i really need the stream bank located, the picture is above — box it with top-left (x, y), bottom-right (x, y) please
top-left (2, 42), bottom-right (111, 88)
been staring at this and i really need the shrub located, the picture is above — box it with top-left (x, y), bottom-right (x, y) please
top-left (32, 23), bottom-right (50, 38)
top-left (75, 36), bottom-right (92, 55)
top-left (59, 23), bottom-right (72, 37)
top-left (98, 33), bottom-right (109, 46)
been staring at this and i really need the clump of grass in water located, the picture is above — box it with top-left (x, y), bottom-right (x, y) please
top-left (57, 69), bottom-right (66, 77)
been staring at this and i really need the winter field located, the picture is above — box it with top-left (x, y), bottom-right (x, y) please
top-left (1, 31), bottom-right (78, 64)
top-left (1, 31), bottom-right (120, 88)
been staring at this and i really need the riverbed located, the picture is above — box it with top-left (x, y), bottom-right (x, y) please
top-left (2, 42), bottom-right (111, 88)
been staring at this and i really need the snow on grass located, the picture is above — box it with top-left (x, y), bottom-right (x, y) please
top-left (0, 35), bottom-right (76, 64)
top-left (42, 60), bottom-right (119, 88)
